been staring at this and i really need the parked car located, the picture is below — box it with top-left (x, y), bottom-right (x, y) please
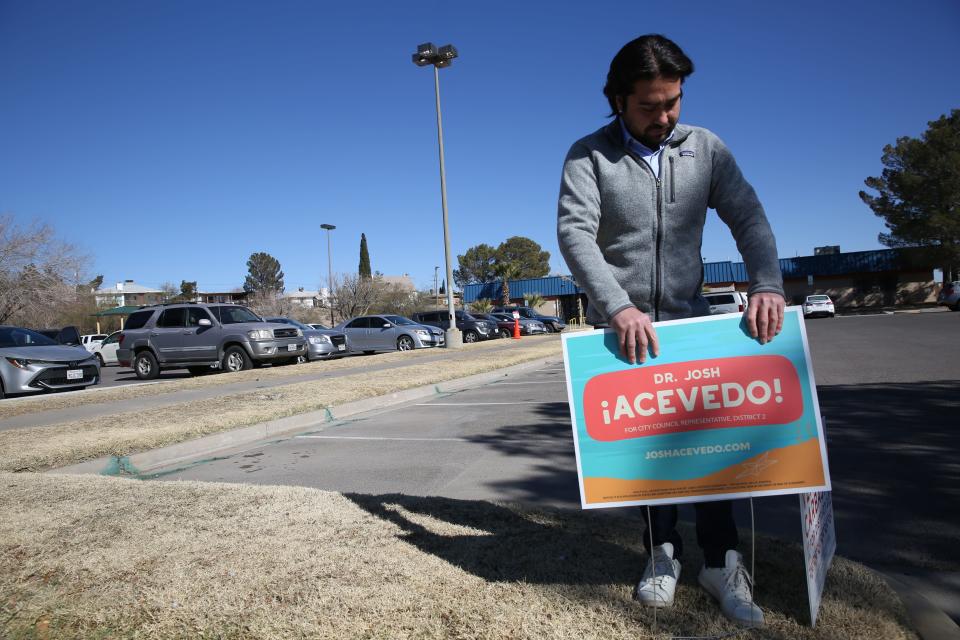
top-left (308, 323), bottom-right (331, 330)
top-left (479, 312), bottom-right (548, 337)
top-left (491, 306), bottom-right (566, 333)
top-left (265, 317), bottom-right (348, 361)
top-left (937, 281), bottom-right (960, 311)
top-left (116, 302), bottom-right (307, 380)
top-left (335, 315), bottom-right (443, 353)
top-left (802, 294), bottom-right (835, 318)
top-left (0, 326), bottom-right (100, 399)
top-left (410, 310), bottom-right (498, 343)
top-left (91, 331), bottom-right (122, 366)
top-left (32, 326), bottom-right (82, 346)
top-left (80, 334), bottom-right (109, 352)
top-left (702, 291), bottom-right (749, 315)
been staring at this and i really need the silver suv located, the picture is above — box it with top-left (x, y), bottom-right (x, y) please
top-left (116, 303), bottom-right (306, 379)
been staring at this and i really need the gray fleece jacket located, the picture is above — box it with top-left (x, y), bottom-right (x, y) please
top-left (557, 120), bottom-right (784, 325)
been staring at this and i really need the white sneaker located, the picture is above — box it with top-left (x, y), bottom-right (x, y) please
top-left (635, 542), bottom-right (681, 608)
top-left (698, 550), bottom-right (764, 626)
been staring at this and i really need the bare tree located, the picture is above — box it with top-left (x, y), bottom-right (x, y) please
top-left (245, 289), bottom-right (292, 318)
top-left (329, 273), bottom-right (387, 322)
top-left (0, 215), bottom-right (90, 326)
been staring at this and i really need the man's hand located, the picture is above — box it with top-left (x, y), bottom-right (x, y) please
top-left (746, 292), bottom-right (785, 344)
top-left (610, 307), bottom-right (659, 364)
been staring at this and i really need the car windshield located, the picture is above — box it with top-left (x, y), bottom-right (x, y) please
top-left (0, 327), bottom-right (60, 348)
top-left (384, 315), bottom-right (416, 326)
top-left (807, 296), bottom-right (831, 302)
top-left (213, 306), bottom-right (262, 324)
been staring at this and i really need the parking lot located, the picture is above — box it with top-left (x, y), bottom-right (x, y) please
top-left (152, 311), bottom-right (960, 623)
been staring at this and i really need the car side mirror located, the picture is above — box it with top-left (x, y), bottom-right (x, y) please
top-left (198, 319), bottom-right (212, 327)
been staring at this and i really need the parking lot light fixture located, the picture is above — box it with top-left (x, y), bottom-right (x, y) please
top-left (412, 41), bottom-right (461, 348)
top-left (321, 223), bottom-right (336, 326)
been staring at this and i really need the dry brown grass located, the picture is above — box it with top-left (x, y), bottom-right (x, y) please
top-left (0, 336), bottom-right (560, 421)
top-left (0, 473), bottom-right (916, 640)
top-left (0, 340), bottom-right (562, 473)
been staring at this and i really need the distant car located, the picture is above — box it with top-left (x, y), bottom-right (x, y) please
top-left (80, 334), bottom-right (109, 352)
top-left (0, 326), bottom-right (100, 399)
top-left (483, 312), bottom-right (548, 337)
top-left (335, 315), bottom-right (443, 353)
top-left (702, 291), bottom-right (749, 315)
top-left (116, 302), bottom-right (306, 379)
top-left (803, 294), bottom-right (835, 318)
top-left (265, 317), bottom-right (348, 361)
top-left (937, 281), bottom-right (960, 311)
top-left (91, 331), bottom-right (122, 366)
top-left (490, 306), bottom-right (566, 333)
top-left (410, 310), bottom-right (498, 343)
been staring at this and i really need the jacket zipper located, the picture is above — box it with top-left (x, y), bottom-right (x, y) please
top-left (669, 156), bottom-right (676, 203)
top-left (623, 147), bottom-right (664, 322)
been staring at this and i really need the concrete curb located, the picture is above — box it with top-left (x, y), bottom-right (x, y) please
top-left (49, 355), bottom-right (562, 478)
top-left (878, 571), bottom-right (960, 640)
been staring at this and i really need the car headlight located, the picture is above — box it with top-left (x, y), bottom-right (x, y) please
top-left (414, 329), bottom-right (429, 337)
top-left (294, 328), bottom-right (303, 337)
top-left (308, 335), bottom-right (331, 345)
top-left (5, 357), bottom-right (31, 369)
top-left (247, 329), bottom-right (273, 340)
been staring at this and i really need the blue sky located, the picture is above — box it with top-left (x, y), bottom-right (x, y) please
top-left (2, 1), bottom-right (959, 293)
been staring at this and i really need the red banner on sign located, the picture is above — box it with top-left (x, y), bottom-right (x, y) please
top-left (583, 355), bottom-right (803, 441)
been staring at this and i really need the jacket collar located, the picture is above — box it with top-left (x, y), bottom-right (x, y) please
top-left (603, 119), bottom-right (692, 150)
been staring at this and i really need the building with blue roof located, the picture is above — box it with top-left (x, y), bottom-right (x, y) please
top-left (462, 247), bottom-right (939, 322)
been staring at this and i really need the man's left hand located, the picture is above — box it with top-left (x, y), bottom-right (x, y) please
top-left (746, 292), bottom-right (785, 344)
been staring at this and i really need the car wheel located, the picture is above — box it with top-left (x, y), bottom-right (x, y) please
top-left (96, 353), bottom-right (105, 367)
top-left (499, 328), bottom-right (511, 339)
top-left (296, 354), bottom-right (308, 364)
top-left (397, 335), bottom-right (415, 351)
top-left (222, 346), bottom-right (252, 373)
top-left (0, 380), bottom-right (5, 400)
top-left (463, 330), bottom-right (479, 343)
top-left (544, 323), bottom-right (555, 333)
top-left (134, 351), bottom-right (160, 380)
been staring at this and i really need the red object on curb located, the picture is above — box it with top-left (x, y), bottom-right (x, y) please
top-left (513, 318), bottom-right (521, 339)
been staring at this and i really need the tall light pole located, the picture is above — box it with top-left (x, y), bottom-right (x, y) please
top-left (413, 42), bottom-right (462, 348)
top-left (434, 265), bottom-right (439, 308)
top-left (321, 223), bottom-right (336, 326)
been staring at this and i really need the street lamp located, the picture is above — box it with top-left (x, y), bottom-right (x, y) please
top-left (412, 41), bottom-right (462, 348)
top-left (321, 223), bottom-right (336, 326)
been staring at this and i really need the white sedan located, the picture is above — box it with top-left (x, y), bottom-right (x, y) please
top-left (802, 295), bottom-right (835, 318)
top-left (91, 331), bottom-right (122, 366)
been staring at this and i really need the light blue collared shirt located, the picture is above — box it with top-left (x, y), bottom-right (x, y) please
top-left (620, 118), bottom-right (674, 179)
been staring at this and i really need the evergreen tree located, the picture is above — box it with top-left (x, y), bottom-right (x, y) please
top-left (860, 109), bottom-right (960, 279)
top-left (244, 252), bottom-right (285, 293)
top-left (359, 233), bottom-right (372, 278)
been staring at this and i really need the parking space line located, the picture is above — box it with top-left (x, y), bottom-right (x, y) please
top-left (490, 381), bottom-right (559, 385)
top-left (296, 435), bottom-right (470, 442)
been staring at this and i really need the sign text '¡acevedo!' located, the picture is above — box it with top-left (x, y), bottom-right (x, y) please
top-left (582, 355), bottom-right (803, 442)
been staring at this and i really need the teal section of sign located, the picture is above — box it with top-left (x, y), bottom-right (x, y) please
top-left (565, 309), bottom-right (819, 481)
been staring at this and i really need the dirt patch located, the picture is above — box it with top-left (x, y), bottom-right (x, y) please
top-left (0, 473), bottom-right (915, 639)
top-left (0, 340), bottom-right (562, 472)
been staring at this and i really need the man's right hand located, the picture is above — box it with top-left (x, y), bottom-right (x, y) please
top-left (610, 307), bottom-right (659, 364)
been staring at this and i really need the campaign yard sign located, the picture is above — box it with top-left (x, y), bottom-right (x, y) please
top-left (800, 490), bottom-right (836, 626)
top-left (561, 307), bottom-right (830, 508)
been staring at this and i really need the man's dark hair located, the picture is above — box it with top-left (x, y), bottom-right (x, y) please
top-left (603, 34), bottom-right (694, 117)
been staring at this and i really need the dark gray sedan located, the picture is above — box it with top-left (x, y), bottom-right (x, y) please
top-left (1, 326), bottom-right (100, 399)
top-left (265, 318), bottom-right (348, 361)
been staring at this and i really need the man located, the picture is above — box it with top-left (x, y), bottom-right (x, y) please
top-left (557, 34), bottom-right (785, 627)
